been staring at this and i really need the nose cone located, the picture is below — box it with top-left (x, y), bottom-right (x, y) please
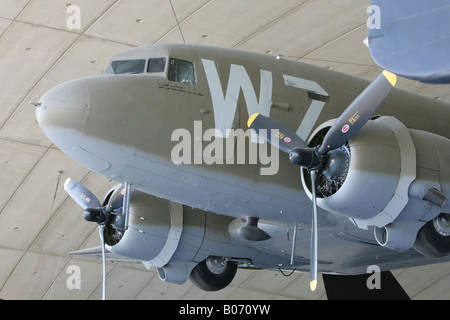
top-left (36, 78), bottom-right (90, 151)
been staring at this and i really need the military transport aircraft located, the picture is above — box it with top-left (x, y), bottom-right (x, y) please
top-left (34, 41), bottom-right (450, 299)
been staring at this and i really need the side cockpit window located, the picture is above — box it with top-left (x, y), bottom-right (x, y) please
top-left (147, 57), bottom-right (166, 73)
top-left (168, 58), bottom-right (196, 84)
top-left (105, 59), bottom-right (145, 74)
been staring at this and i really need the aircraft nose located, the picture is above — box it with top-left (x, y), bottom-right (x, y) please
top-left (36, 78), bottom-right (90, 151)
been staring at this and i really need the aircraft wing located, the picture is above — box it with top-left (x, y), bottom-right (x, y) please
top-left (69, 246), bottom-right (142, 264)
top-left (367, 0), bottom-right (450, 84)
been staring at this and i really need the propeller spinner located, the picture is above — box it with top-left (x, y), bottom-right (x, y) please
top-left (248, 70), bottom-right (397, 291)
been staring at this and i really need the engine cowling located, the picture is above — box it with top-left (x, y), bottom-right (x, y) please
top-left (106, 192), bottom-right (181, 263)
top-left (302, 116), bottom-right (450, 251)
top-left (104, 191), bottom-right (260, 286)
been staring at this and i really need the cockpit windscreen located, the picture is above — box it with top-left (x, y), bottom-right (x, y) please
top-left (105, 59), bottom-right (146, 74)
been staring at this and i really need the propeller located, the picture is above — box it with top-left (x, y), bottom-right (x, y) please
top-left (64, 178), bottom-right (127, 300)
top-left (248, 70), bottom-right (397, 291)
top-left (64, 177), bottom-right (101, 210)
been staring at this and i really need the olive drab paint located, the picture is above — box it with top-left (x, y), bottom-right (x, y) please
top-left (201, 59), bottom-right (329, 141)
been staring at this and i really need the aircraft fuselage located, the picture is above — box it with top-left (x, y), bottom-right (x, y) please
top-left (36, 43), bottom-right (450, 227)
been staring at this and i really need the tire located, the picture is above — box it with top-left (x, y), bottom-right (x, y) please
top-left (414, 215), bottom-right (450, 258)
top-left (189, 257), bottom-right (237, 291)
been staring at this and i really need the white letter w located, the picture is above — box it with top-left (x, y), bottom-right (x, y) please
top-left (201, 59), bottom-right (272, 138)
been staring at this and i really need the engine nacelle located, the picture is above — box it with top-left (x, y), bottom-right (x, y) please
top-left (302, 116), bottom-right (450, 251)
top-left (106, 192), bottom-right (182, 264)
top-left (104, 191), bottom-right (258, 285)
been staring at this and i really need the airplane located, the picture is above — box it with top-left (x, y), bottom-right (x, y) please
top-left (34, 41), bottom-right (450, 299)
top-left (366, 0), bottom-right (450, 84)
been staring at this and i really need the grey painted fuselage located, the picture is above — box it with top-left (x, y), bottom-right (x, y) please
top-left (36, 43), bottom-right (450, 274)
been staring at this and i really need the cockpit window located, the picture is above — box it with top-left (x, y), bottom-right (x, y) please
top-left (147, 57), bottom-right (166, 73)
top-left (105, 59), bottom-right (146, 74)
top-left (168, 58), bottom-right (196, 84)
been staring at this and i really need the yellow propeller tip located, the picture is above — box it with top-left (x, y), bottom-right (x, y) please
top-left (247, 113), bottom-right (259, 128)
top-left (64, 177), bottom-right (71, 189)
top-left (382, 70), bottom-right (397, 87)
top-left (310, 280), bottom-right (318, 292)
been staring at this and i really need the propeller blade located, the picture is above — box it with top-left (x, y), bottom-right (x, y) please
top-left (247, 113), bottom-right (307, 153)
top-left (310, 170), bottom-right (319, 292)
top-left (64, 178), bottom-right (101, 209)
top-left (99, 225), bottom-right (106, 300)
top-left (318, 70), bottom-right (397, 155)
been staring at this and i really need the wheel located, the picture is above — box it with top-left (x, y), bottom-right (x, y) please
top-left (189, 256), bottom-right (237, 291)
top-left (414, 214), bottom-right (450, 258)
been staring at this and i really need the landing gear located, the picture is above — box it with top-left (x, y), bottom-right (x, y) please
top-left (190, 256), bottom-right (237, 291)
top-left (414, 213), bottom-right (450, 258)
